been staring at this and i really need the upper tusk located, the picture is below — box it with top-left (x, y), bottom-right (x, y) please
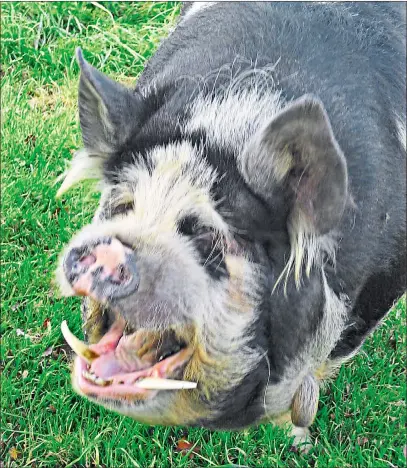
top-left (136, 377), bottom-right (197, 390)
top-left (61, 320), bottom-right (99, 364)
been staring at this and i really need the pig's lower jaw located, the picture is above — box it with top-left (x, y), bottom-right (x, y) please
top-left (65, 318), bottom-right (196, 403)
top-left (72, 348), bottom-right (192, 402)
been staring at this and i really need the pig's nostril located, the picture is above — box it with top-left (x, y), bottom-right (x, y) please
top-left (65, 248), bottom-right (94, 280)
top-left (90, 264), bottom-right (132, 286)
top-left (109, 264), bottom-right (132, 285)
top-left (118, 264), bottom-right (131, 283)
top-left (79, 254), bottom-right (96, 267)
top-left (102, 258), bottom-right (139, 299)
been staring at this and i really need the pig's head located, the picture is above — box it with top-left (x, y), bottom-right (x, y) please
top-left (56, 49), bottom-right (349, 429)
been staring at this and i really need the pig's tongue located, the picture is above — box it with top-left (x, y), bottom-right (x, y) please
top-left (90, 351), bottom-right (127, 379)
top-left (90, 335), bottom-right (152, 380)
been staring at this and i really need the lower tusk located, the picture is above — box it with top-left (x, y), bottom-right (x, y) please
top-left (61, 320), bottom-right (99, 364)
top-left (136, 377), bottom-right (197, 390)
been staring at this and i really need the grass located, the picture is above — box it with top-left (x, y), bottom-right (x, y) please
top-left (1, 2), bottom-right (405, 467)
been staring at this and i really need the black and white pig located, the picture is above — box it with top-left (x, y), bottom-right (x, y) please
top-left (56, 2), bottom-right (406, 449)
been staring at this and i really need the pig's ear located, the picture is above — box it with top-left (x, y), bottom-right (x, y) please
top-left (76, 48), bottom-right (143, 154)
top-left (239, 95), bottom-right (348, 235)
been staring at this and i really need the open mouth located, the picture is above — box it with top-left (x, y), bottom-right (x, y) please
top-left (62, 319), bottom-right (197, 402)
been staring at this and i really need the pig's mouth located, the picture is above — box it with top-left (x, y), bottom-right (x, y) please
top-left (61, 236), bottom-right (198, 402)
top-left (62, 318), bottom-right (197, 402)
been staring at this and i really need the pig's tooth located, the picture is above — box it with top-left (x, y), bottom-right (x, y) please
top-left (61, 320), bottom-right (99, 364)
top-left (82, 370), bottom-right (111, 386)
top-left (136, 377), bottom-right (197, 390)
top-left (95, 375), bottom-right (111, 386)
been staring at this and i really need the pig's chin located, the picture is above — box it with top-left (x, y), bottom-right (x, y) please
top-left (65, 318), bottom-right (195, 404)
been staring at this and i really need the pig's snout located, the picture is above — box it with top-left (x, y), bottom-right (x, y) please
top-left (64, 237), bottom-right (139, 300)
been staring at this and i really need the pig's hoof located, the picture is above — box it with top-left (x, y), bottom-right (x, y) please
top-left (290, 426), bottom-right (312, 454)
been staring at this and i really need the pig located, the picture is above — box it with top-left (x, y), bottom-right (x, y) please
top-left (56, 2), bottom-right (406, 449)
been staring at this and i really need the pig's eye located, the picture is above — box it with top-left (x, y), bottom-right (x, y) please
top-left (177, 216), bottom-right (215, 242)
top-left (177, 215), bottom-right (201, 237)
top-left (177, 216), bottom-right (228, 280)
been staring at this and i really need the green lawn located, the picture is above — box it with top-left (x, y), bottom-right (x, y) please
top-left (1, 2), bottom-right (406, 467)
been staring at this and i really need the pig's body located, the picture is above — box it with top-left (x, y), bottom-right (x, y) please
top-left (57, 2), bottom-right (406, 445)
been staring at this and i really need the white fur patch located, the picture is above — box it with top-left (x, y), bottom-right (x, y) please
top-left (182, 2), bottom-right (218, 20)
top-left (56, 149), bottom-right (104, 197)
top-left (274, 215), bottom-right (338, 293)
top-left (396, 116), bottom-right (406, 152)
top-left (115, 141), bottom-right (229, 235)
top-left (185, 84), bottom-right (283, 154)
